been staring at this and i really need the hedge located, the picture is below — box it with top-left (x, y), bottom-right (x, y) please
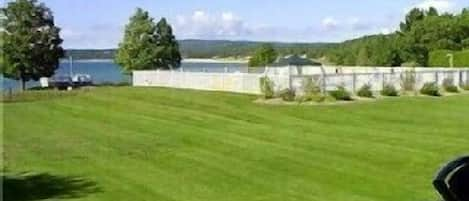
top-left (429, 50), bottom-right (469, 67)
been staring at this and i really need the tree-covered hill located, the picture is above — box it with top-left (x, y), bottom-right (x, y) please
top-left (65, 49), bottom-right (116, 60)
top-left (64, 40), bottom-right (334, 60)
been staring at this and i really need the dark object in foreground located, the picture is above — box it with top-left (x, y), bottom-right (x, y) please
top-left (3, 172), bottom-right (101, 201)
top-left (49, 75), bottom-right (73, 90)
top-left (433, 156), bottom-right (469, 201)
top-left (49, 75), bottom-right (93, 90)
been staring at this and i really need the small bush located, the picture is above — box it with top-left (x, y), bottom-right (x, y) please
top-left (460, 82), bottom-right (469, 90)
top-left (381, 84), bottom-right (399, 96)
top-left (420, 82), bottom-right (441, 96)
top-left (304, 78), bottom-right (321, 96)
top-left (400, 70), bottom-right (416, 91)
top-left (279, 88), bottom-right (296, 102)
top-left (329, 86), bottom-right (352, 101)
top-left (357, 84), bottom-right (374, 98)
top-left (442, 78), bottom-right (459, 93)
top-left (295, 95), bottom-right (309, 103)
top-left (300, 78), bottom-right (322, 101)
top-left (260, 77), bottom-right (275, 99)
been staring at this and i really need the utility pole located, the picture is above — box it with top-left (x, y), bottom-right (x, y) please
top-left (69, 56), bottom-right (74, 77)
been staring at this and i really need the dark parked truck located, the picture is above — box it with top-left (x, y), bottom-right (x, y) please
top-left (72, 74), bottom-right (93, 87)
top-left (48, 74), bottom-right (93, 90)
top-left (49, 75), bottom-right (73, 90)
top-left (434, 156), bottom-right (469, 201)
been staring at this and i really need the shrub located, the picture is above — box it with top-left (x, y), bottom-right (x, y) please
top-left (301, 78), bottom-right (322, 101)
top-left (381, 84), bottom-right (399, 96)
top-left (420, 82), bottom-right (441, 96)
top-left (259, 77), bottom-right (274, 99)
top-left (460, 82), bottom-right (469, 90)
top-left (279, 88), bottom-right (296, 102)
top-left (442, 78), bottom-right (459, 93)
top-left (357, 84), bottom-right (374, 98)
top-left (400, 70), bottom-right (416, 91)
top-left (304, 78), bottom-right (321, 96)
top-left (401, 61), bottom-right (419, 67)
top-left (429, 50), bottom-right (469, 67)
top-left (329, 86), bottom-right (352, 101)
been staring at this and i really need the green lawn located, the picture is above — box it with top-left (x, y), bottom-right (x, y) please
top-left (3, 87), bottom-right (469, 201)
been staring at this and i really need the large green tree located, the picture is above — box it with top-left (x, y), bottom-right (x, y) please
top-left (1, 0), bottom-right (64, 90)
top-left (115, 8), bottom-right (159, 73)
top-left (400, 8), bottom-right (425, 32)
top-left (356, 47), bottom-right (370, 66)
top-left (115, 9), bottom-right (182, 72)
top-left (155, 18), bottom-right (181, 70)
top-left (248, 44), bottom-right (278, 67)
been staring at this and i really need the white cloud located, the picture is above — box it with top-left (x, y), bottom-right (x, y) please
top-left (321, 17), bottom-right (339, 30)
top-left (174, 10), bottom-right (250, 39)
top-left (412, 0), bottom-right (456, 12)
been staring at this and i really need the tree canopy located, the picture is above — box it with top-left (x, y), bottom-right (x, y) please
top-left (155, 18), bottom-right (181, 69)
top-left (115, 8), bottom-right (181, 73)
top-left (1, 0), bottom-right (64, 90)
top-left (248, 44), bottom-right (278, 67)
top-left (115, 8), bottom-right (159, 73)
top-left (323, 7), bottom-right (469, 67)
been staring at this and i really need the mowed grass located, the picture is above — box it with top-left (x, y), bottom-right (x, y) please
top-left (3, 87), bottom-right (469, 201)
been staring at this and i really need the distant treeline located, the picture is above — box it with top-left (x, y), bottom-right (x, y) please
top-left (65, 40), bottom-right (334, 60)
top-left (65, 49), bottom-right (116, 60)
top-left (178, 40), bottom-right (333, 59)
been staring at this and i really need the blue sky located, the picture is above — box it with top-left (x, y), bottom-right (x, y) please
top-left (6, 0), bottom-right (468, 49)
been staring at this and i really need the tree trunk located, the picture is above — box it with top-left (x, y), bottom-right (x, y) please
top-left (21, 79), bottom-right (26, 91)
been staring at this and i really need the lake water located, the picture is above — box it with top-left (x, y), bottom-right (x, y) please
top-left (1, 60), bottom-right (247, 91)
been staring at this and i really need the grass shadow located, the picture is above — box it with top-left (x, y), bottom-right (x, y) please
top-left (3, 172), bottom-right (101, 201)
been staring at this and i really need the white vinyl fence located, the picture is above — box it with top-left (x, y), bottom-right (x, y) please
top-left (291, 68), bottom-right (469, 93)
top-left (133, 71), bottom-right (264, 94)
top-left (133, 67), bottom-right (469, 95)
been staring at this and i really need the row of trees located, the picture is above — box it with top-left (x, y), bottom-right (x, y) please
top-left (324, 7), bottom-right (469, 67)
top-left (1, 0), bottom-right (182, 90)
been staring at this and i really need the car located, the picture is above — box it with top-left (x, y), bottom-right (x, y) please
top-left (49, 75), bottom-right (73, 90)
top-left (72, 74), bottom-right (93, 86)
top-left (433, 156), bottom-right (469, 201)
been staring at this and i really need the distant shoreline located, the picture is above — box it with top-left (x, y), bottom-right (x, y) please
top-left (183, 58), bottom-right (247, 63)
top-left (61, 58), bottom-right (248, 63)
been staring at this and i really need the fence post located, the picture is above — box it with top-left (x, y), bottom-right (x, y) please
top-left (319, 65), bottom-right (327, 95)
top-left (382, 72), bottom-right (385, 89)
top-left (459, 70), bottom-right (463, 87)
top-left (435, 71), bottom-right (439, 84)
top-left (288, 65), bottom-right (292, 91)
top-left (352, 72), bottom-right (357, 93)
